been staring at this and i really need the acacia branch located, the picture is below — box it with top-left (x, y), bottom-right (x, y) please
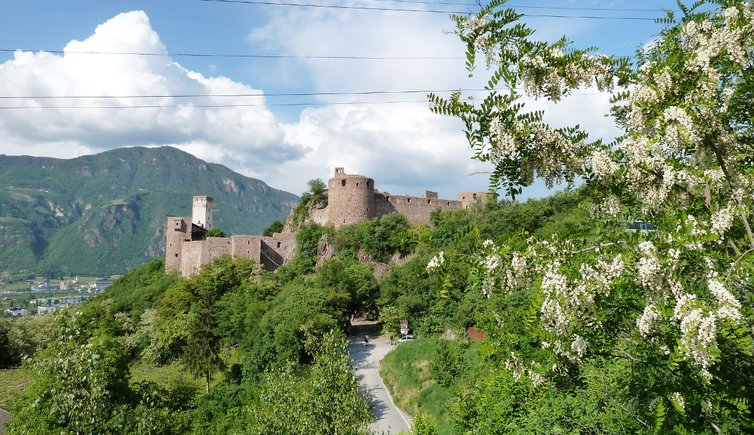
top-left (725, 247), bottom-right (754, 281)
top-left (705, 137), bottom-right (754, 249)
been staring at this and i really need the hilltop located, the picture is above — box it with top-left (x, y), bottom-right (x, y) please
top-left (0, 147), bottom-right (298, 277)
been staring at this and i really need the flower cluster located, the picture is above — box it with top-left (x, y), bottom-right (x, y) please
top-left (439, 1), bottom-right (754, 407)
top-left (662, 106), bottom-right (700, 150)
top-left (504, 352), bottom-right (546, 387)
top-left (489, 117), bottom-right (519, 160)
top-left (426, 252), bottom-right (444, 272)
top-left (637, 304), bottom-right (660, 337)
top-left (588, 149), bottom-right (619, 181)
top-left (589, 195), bottom-right (621, 219)
top-left (710, 204), bottom-right (735, 236)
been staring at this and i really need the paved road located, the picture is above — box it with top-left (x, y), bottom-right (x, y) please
top-left (0, 408), bottom-right (10, 435)
top-left (349, 336), bottom-right (412, 434)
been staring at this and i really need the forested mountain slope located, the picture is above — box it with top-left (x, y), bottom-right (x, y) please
top-left (0, 146), bottom-right (298, 276)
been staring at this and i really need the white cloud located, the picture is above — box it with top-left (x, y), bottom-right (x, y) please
top-left (248, 7), bottom-right (471, 93)
top-left (269, 102), bottom-right (493, 198)
top-left (0, 11), bottom-right (301, 166)
top-left (244, 6), bottom-right (497, 197)
top-left (247, 5), bottom-right (618, 198)
top-left (0, 8), bottom-right (621, 202)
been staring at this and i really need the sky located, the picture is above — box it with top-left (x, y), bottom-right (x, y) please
top-left (0, 0), bottom-right (679, 199)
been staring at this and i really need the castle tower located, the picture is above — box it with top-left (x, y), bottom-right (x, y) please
top-left (165, 216), bottom-right (191, 273)
top-left (192, 195), bottom-right (213, 229)
top-left (327, 167), bottom-right (375, 227)
top-left (457, 191), bottom-right (491, 209)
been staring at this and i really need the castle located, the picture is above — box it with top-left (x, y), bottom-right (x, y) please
top-left (165, 167), bottom-right (488, 277)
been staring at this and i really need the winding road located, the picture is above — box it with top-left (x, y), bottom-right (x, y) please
top-left (349, 336), bottom-right (412, 434)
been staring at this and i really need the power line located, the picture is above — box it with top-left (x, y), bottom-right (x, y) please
top-left (0, 88), bottom-right (487, 100)
top-left (0, 87), bottom-right (608, 101)
top-left (200, 0), bottom-right (471, 14)
top-left (369, 0), bottom-right (664, 13)
top-left (0, 91), bottom-right (605, 110)
top-left (0, 48), bottom-right (461, 60)
top-left (197, 0), bottom-right (661, 20)
top-left (0, 100), bottom-right (427, 109)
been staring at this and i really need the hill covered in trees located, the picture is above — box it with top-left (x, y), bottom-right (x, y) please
top-left (1, 187), bottom-right (597, 433)
top-left (0, 147), bottom-right (298, 276)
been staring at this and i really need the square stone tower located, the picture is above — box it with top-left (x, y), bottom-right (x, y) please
top-left (192, 195), bottom-right (213, 229)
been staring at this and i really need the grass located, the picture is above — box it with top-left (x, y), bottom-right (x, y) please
top-left (130, 360), bottom-right (205, 392)
top-left (8, 191), bottom-right (35, 202)
top-left (100, 198), bottom-right (128, 208)
top-left (0, 216), bottom-right (29, 224)
top-left (0, 368), bottom-right (30, 409)
top-left (379, 338), bottom-right (454, 435)
top-left (130, 349), bottom-right (237, 394)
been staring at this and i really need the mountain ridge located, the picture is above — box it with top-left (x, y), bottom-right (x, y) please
top-left (0, 146), bottom-right (298, 277)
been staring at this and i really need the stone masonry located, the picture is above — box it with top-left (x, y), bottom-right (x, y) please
top-left (165, 169), bottom-right (488, 277)
top-left (322, 167), bottom-right (489, 227)
top-left (165, 195), bottom-right (297, 277)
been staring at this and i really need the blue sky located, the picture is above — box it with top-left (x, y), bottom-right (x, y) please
top-left (0, 0), bottom-right (678, 198)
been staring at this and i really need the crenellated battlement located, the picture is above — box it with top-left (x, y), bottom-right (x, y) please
top-left (165, 168), bottom-right (488, 276)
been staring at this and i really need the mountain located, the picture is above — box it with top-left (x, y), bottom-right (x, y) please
top-left (0, 147), bottom-right (299, 277)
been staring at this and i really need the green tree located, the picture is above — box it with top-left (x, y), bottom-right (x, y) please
top-left (315, 257), bottom-right (379, 314)
top-left (248, 331), bottom-right (371, 434)
top-left (203, 227), bottom-right (226, 238)
top-left (182, 256), bottom-right (257, 391)
top-left (263, 220), bottom-right (285, 236)
top-left (428, 0), bottom-right (754, 432)
top-left (0, 319), bottom-right (20, 368)
top-left (291, 178), bottom-right (329, 227)
top-left (430, 340), bottom-right (465, 387)
top-left (248, 281), bottom-right (340, 371)
top-left (8, 312), bottom-right (131, 434)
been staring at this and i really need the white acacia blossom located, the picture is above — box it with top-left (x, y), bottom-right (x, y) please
top-left (444, 1), bottom-right (754, 391)
top-left (426, 252), bottom-right (445, 272)
top-left (710, 205), bottom-right (736, 236)
top-left (637, 304), bottom-right (660, 337)
top-left (489, 117), bottom-right (519, 160)
top-left (588, 150), bottom-right (619, 180)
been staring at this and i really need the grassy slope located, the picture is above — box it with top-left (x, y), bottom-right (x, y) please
top-left (0, 368), bottom-right (29, 409)
top-left (380, 339), bottom-right (460, 435)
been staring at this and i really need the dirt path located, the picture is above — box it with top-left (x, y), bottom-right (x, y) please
top-left (349, 336), bottom-right (412, 434)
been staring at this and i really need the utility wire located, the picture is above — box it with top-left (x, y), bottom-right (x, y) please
top-left (0, 47), bottom-right (639, 60)
top-left (197, 0), bottom-right (661, 20)
top-left (0, 100), bottom-right (430, 109)
top-left (368, 0), bottom-right (664, 13)
top-left (0, 48), bottom-right (461, 60)
top-left (0, 87), bottom-right (607, 100)
top-left (0, 92), bottom-right (604, 110)
top-left (0, 88), bottom-right (493, 99)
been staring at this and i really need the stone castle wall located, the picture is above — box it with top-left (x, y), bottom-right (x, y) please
top-left (457, 191), bottom-right (491, 209)
top-left (322, 167), bottom-right (478, 227)
top-left (176, 233), bottom-right (297, 277)
top-left (259, 233), bottom-right (297, 270)
top-left (180, 237), bottom-right (231, 277)
top-left (373, 193), bottom-right (463, 225)
top-left (230, 235), bottom-right (263, 263)
top-left (165, 168), bottom-right (489, 277)
top-left (327, 168), bottom-right (375, 227)
top-left (165, 217), bottom-right (191, 273)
